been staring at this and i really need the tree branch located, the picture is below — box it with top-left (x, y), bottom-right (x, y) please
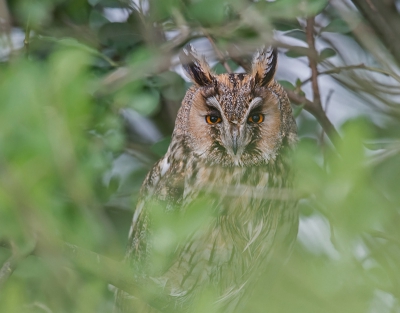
top-left (301, 63), bottom-right (400, 86)
top-left (203, 31), bottom-right (232, 73)
top-left (285, 89), bottom-right (340, 146)
top-left (0, 255), bottom-right (19, 290)
top-left (296, 17), bottom-right (342, 148)
top-left (0, 243), bottom-right (36, 290)
top-left (351, 0), bottom-right (400, 66)
top-left (306, 18), bottom-right (322, 110)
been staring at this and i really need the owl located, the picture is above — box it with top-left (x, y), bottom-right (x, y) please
top-left (114, 46), bottom-right (298, 313)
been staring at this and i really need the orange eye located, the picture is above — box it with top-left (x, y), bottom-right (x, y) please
top-left (206, 115), bottom-right (222, 124)
top-left (248, 113), bottom-right (264, 124)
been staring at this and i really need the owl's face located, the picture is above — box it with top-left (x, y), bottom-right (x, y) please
top-left (178, 47), bottom-right (291, 167)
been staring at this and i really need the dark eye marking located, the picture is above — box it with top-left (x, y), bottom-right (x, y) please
top-left (247, 113), bottom-right (264, 124)
top-left (206, 115), bottom-right (222, 124)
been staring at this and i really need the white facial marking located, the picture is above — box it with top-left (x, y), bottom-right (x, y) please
top-left (248, 97), bottom-right (263, 111)
top-left (206, 96), bottom-right (223, 112)
top-left (160, 157), bottom-right (170, 176)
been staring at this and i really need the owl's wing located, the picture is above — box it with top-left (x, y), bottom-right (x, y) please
top-left (125, 155), bottom-right (185, 264)
top-left (114, 155), bottom-right (185, 313)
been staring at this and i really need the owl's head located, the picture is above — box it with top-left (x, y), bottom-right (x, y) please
top-left (174, 46), bottom-right (296, 167)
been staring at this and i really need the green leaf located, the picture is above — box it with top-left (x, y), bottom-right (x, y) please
top-left (319, 48), bottom-right (336, 61)
top-left (90, 0), bottom-right (126, 7)
top-left (151, 137), bottom-right (172, 157)
top-left (98, 22), bottom-right (141, 49)
top-left (284, 29), bottom-right (307, 42)
top-left (292, 103), bottom-right (305, 118)
top-left (285, 50), bottom-right (307, 58)
top-left (278, 80), bottom-right (295, 91)
top-left (89, 9), bottom-right (109, 30)
top-left (212, 60), bottom-right (238, 74)
top-left (274, 20), bottom-right (302, 32)
top-left (322, 19), bottom-right (352, 34)
top-left (260, 0), bottom-right (328, 19)
top-left (129, 90), bottom-right (160, 116)
top-left (188, 0), bottom-right (226, 26)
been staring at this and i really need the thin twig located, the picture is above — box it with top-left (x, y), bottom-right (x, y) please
top-left (351, 0), bottom-right (400, 66)
top-left (0, 255), bottom-right (19, 289)
top-left (293, 17), bottom-right (342, 148)
top-left (37, 35), bottom-right (118, 68)
top-left (204, 31), bottom-right (232, 73)
top-left (0, 243), bottom-right (36, 290)
top-left (306, 18), bottom-right (322, 109)
top-left (301, 63), bottom-right (400, 85)
top-left (285, 88), bottom-right (340, 148)
top-left (24, 14), bottom-right (31, 57)
top-left (319, 89), bottom-right (334, 146)
top-left (321, 89), bottom-right (334, 168)
top-left (369, 230), bottom-right (400, 247)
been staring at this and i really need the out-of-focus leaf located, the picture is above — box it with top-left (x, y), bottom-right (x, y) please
top-left (279, 80), bottom-right (296, 90)
top-left (284, 29), bottom-right (307, 42)
top-left (15, 0), bottom-right (54, 26)
top-left (152, 71), bottom-right (186, 101)
top-left (129, 89), bottom-right (160, 116)
top-left (212, 60), bottom-right (238, 74)
top-left (98, 22), bottom-right (141, 49)
top-left (285, 50), bottom-right (307, 58)
top-left (150, 0), bottom-right (181, 20)
top-left (322, 19), bottom-right (352, 34)
top-left (187, 0), bottom-right (226, 26)
top-left (256, 0), bottom-right (328, 19)
top-left (293, 103), bottom-right (305, 118)
top-left (274, 19), bottom-right (302, 31)
top-left (151, 137), bottom-right (171, 157)
top-left (90, 0), bottom-right (127, 8)
top-left (319, 48), bottom-right (336, 61)
top-left (89, 9), bottom-right (109, 29)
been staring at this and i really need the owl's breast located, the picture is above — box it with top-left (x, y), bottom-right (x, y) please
top-left (139, 155), bottom-right (298, 312)
top-left (166, 159), bottom-right (296, 290)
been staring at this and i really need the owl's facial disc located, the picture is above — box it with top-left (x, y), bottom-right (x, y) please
top-left (204, 96), bottom-right (266, 161)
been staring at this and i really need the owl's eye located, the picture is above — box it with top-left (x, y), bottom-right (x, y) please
top-left (248, 113), bottom-right (264, 124)
top-left (206, 115), bottom-right (222, 124)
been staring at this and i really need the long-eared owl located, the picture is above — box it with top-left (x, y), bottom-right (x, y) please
top-left (115, 46), bottom-right (298, 313)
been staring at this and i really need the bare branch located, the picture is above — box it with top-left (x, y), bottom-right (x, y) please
top-left (0, 0), bottom-right (11, 34)
top-left (0, 243), bottom-right (36, 290)
top-left (203, 31), bottom-right (232, 73)
top-left (285, 89), bottom-right (341, 147)
top-left (0, 255), bottom-right (18, 289)
top-left (306, 18), bottom-right (322, 110)
top-left (288, 17), bottom-right (342, 149)
top-left (351, 0), bottom-right (400, 66)
top-left (301, 63), bottom-right (400, 86)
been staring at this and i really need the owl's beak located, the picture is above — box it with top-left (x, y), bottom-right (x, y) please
top-left (231, 127), bottom-right (239, 155)
top-left (232, 133), bottom-right (238, 155)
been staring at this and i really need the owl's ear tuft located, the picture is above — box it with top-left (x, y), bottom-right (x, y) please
top-left (180, 45), bottom-right (214, 86)
top-left (251, 47), bottom-right (277, 87)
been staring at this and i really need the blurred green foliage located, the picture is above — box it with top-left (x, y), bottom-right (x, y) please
top-left (1, 0), bottom-right (400, 312)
